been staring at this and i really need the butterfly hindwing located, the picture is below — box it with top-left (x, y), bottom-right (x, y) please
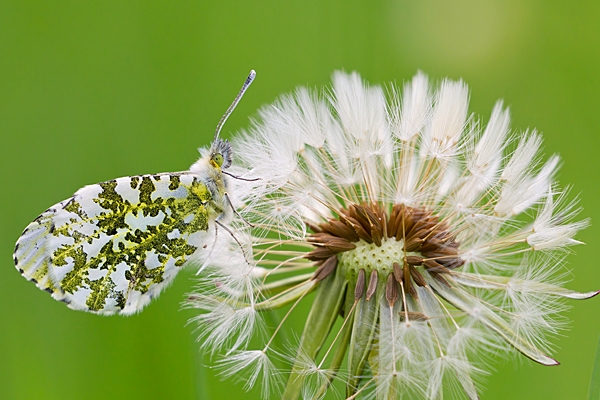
top-left (15, 173), bottom-right (214, 315)
top-left (14, 200), bottom-right (69, 298)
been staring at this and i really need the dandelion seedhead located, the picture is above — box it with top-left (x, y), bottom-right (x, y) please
top-left (186, 71), bottom-right (597, 399)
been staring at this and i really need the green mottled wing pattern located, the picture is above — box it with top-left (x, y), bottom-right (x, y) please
top-left (14, 173), bottom-right (214, 315)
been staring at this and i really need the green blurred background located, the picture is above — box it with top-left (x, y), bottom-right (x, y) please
top-left (1, 1), bottom-right (599, 399)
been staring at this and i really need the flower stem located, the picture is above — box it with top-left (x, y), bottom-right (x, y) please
top-left (282, 267), bottom-right (348, 399)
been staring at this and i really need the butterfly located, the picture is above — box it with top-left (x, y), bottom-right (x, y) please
top-left (13, 70), bottom-right (256, 315)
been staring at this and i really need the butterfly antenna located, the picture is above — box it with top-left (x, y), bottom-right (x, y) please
top-left (213, 70), bottom-right (256, 142)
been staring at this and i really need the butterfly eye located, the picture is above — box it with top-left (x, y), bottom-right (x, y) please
top-left (212, 153), bottom-right (224, 168)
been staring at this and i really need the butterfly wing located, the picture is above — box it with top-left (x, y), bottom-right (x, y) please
top-left (14, 173), bottom-right (214, 315)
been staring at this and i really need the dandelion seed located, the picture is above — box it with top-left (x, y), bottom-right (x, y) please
top-left (216, 349), bottom-right (282, 399)
top-left (187, 71), bottom-right (598, 399)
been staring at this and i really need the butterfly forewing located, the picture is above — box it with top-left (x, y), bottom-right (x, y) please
top-left (15, 173), bottom-right (214, 315)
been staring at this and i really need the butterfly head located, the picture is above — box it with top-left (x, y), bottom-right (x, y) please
top-left (210, 138), bottom-right (233, 170)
